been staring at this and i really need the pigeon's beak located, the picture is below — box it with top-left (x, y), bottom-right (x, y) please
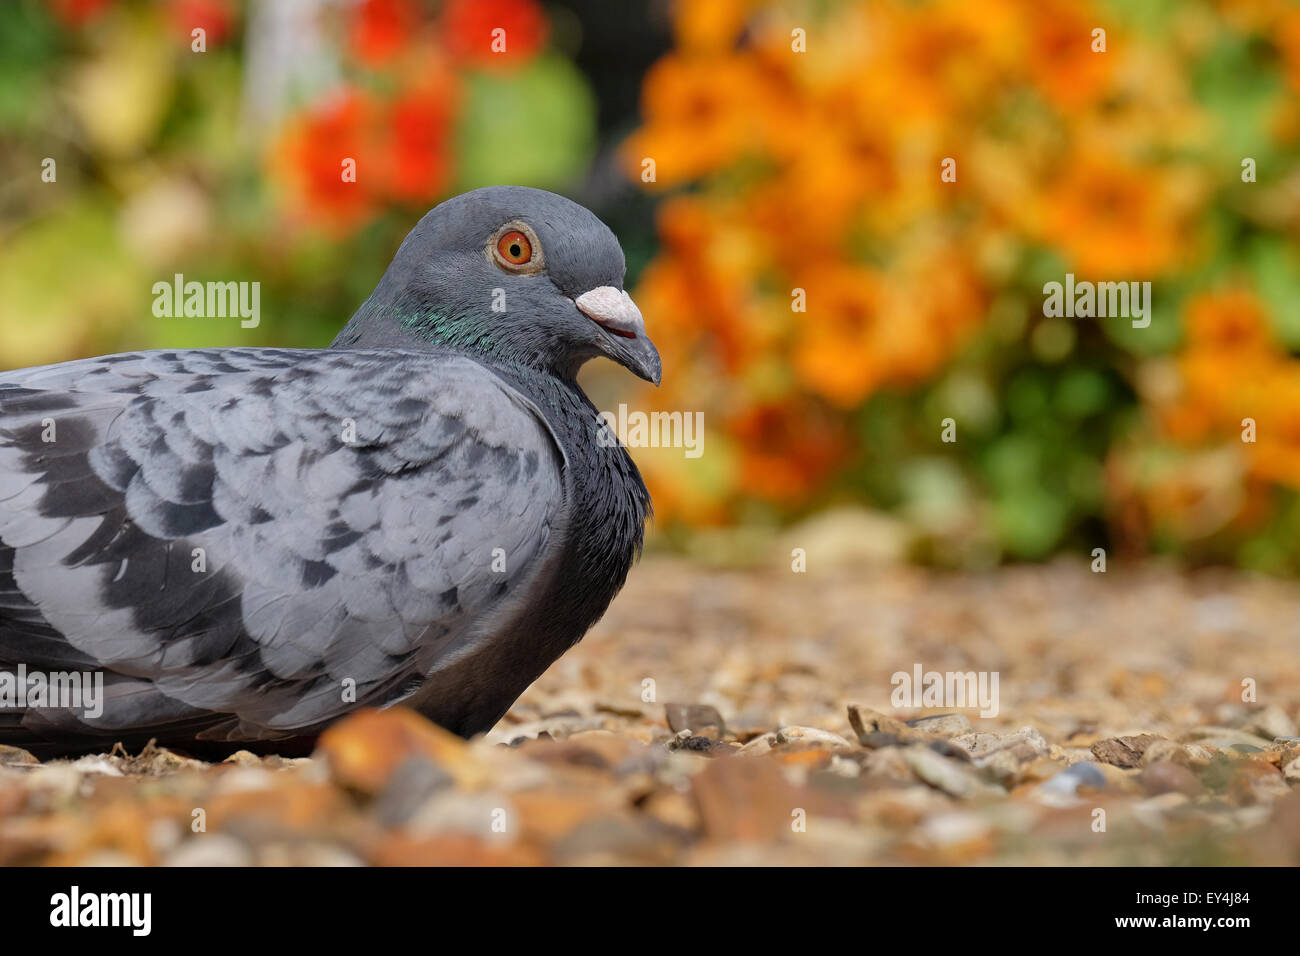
top-left (575, 286), bottom-right (662, 386)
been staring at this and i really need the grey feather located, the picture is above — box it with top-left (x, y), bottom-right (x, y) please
top-left (0, 186), bottom-right (657, 753)
top-left (1, 349), bottom-right (563, 743)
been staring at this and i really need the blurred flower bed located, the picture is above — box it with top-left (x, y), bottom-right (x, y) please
top-left (5, 0), bottom-right (1300, 571)
top-left (622, 0), bottom-right (1300, 571)
top-left (0, 0), bottom-right (592, 356)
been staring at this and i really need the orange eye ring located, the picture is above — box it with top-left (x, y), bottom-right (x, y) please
top-left (496, 230), bottom-right (532, 266)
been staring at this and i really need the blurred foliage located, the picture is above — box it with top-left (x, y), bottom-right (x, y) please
top-left (620, 0), bottom-right (1300, 571)
top-left (7, 0), bottom-right (1300, 571)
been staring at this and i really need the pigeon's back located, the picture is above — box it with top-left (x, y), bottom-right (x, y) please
top-left (0, 347), bottom-right (566, 752)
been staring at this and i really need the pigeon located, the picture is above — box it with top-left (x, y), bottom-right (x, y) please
top-left (0, 185), bottom-right (660, 755)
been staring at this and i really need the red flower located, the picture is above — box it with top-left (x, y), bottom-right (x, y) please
top-left (50, 0), bottom-right (113, 27)
top-left (275, 75), bottom-right (460, 232)
top-left (276, 89), bottom-right (382, 232)
top-left (383, 82), bottom-right (457, 202)
top-left (441, 0), bottom-right (546, 67)
top-left (169, 0), bottom-right (236, 46)
top-left (350, 0), bottom-right (421, 65)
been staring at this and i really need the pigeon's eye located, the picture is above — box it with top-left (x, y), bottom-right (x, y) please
top-left (497, 231), bottom-right (532, 266)
top-left (489, 222), bottom-right (543, 274)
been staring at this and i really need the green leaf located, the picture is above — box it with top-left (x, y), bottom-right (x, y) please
top-left (454, 55), bottom-right (596, 191)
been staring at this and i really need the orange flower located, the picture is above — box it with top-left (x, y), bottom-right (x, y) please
top-left (672, 0), bottom-right (756, 54)
top-left (749, 122), bottom-right (896, 266)
top-left (620, 0), bottom-right (1273, 524)
top-left (882, 0), bottom-right (1025, 120)
top-left (1214, 0), bottom-right (1292, 33)
top-left (878, 233), bottom-right (987, 380)
top-left (1018, 0), bottom-right (1115, 110)
top-left (1034, 149), bottom-right (1197, 277)
top-left (1182, 288), bottom-right (1276, 353)
top-left (622, 53), bottom-right (768, 188)
top-left (791, 265), bottom-right (887, 408)
top-left (1152, 288), bottom-right (1300, 497)
top-left (729, 399), bottom-right (845, 504)
top-left (635, 196), bottom-right (771, 372)
top-left (1278, 12), bottom-right (1300, 95)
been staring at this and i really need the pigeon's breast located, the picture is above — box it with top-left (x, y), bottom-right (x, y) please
top-left (404, 369), bottom-right (650, 736)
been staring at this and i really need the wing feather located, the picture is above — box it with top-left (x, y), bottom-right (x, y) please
top-left (0, 348), bottom-right (564, 747)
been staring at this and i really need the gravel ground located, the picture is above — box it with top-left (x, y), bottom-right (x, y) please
top-left (2, 555), bottom-right (1299, 865)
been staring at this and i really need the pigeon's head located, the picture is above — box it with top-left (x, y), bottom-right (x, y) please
top-left (337, 185), bottom-right (661, 385)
